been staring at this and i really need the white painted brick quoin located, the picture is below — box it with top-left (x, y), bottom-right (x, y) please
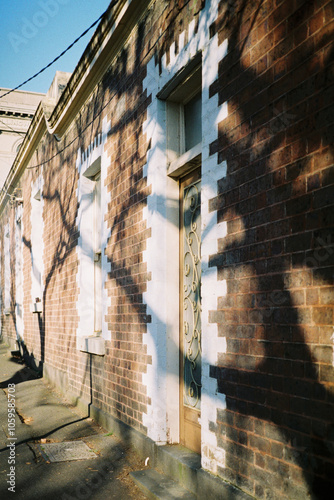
top-left (142, 0), bottom-right (229, 474)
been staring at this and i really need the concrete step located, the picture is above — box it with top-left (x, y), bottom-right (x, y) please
top-left (130, 443), bottom-right (253, 499)
top-left (130, 469), bottom-right (197, 500)
top-left (154, 445), bottom-right (201, 495)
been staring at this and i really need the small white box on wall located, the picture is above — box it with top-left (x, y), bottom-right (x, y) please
top-left (31, 300), bottom-right (42, 313)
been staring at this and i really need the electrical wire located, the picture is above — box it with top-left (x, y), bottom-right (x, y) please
top-left (0, 3), bottom-right (114, 101)
top-left (25, 14), bottom-right (171, 170)
top-left (0, 118), bottom-right (26, 136)
top-left (12, 0), bottom-right (193, 174)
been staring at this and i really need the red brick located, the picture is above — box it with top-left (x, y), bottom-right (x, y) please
top-left (312, 307), bottom-right (334, 325)
top-left (0, 2), bottom-right (333, 498)
top-left (309, 9), bottom-right (324, 34)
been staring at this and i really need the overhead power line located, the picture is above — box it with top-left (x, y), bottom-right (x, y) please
top-left (0, 118), bottom-right (26, 136)
top-left (9, 0), bottom-right (196, 176)
top-left (26, 0), bottom-right (190, 172)
top-left (0, 3), bottom-right (115, 101)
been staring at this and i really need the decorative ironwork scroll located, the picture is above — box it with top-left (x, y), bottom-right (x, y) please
top-left (183, 179), bottom-right (201, 409)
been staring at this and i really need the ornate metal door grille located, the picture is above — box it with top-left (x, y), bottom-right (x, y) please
top-left (182, 178), bottom-right (201, 410)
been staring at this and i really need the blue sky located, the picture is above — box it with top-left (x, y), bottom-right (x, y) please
top-left (0, 0), bottom-right (111, 94)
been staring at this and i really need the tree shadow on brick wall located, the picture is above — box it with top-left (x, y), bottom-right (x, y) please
top-left (208, 0), bottom-right (334, 498)
top-left (21, 126), bottom-right (85, 376)
top-left (20, 234), bottom-right (43, 374)
top-left (7, 1), bottom-right (333, 497)
top-left (59, 0), bottom-right (206, 441)
top-left (93, 3), bottom-right (334, 494)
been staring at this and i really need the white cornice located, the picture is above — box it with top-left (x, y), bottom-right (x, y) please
top-left (46, 0), bottom-right (150, 137)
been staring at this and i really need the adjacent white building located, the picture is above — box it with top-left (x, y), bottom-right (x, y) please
top-left (0, 87), bottom-right (44, 188)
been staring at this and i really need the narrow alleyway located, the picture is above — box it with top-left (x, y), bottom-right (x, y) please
top-left (0, 341), bottom-right (148, 500)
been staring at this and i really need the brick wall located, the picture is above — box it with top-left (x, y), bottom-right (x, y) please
top-left (0, 0), bottom-right (202, 434)
top-left (208, 0), bottom-right (334, 498)
top-left (0, 1), bottom-right (333, 498)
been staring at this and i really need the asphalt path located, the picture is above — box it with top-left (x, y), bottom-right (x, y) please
top-left (0, 341), bottom-right (147, 500)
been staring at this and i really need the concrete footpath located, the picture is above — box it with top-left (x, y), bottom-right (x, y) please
top-left (0, 341), bottom-right (148, 500)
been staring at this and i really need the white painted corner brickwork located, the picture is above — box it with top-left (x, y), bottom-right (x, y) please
top-left (30, 174), bottom-right (44, 312)
top-left (201, 29), bottom-right (228, 475)
top-left (4, 223), bottom-right (11, 314)
top-left (75, 116), bottom-right (111, 345)
top-left (15, 204), bottom-right (24, 340)
top-left (142, 0), bottom-right (229, 473)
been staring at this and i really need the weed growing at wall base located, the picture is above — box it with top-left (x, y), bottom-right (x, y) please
top-left (8, 0), bottom-right (71, 54)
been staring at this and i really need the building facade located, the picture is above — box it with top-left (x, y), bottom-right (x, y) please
top-left (0, 1), bottom-right (333, 498)
top-left (0, 87), bottom-right (44, 188)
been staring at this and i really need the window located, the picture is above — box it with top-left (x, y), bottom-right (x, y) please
top-left (162, 62), bottom-right (202, 177)
top-left (184, 91), bottom-right (202, 151)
